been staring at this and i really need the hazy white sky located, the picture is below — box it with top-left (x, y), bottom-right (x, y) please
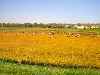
top-left (0, 0), bottom-right (100, 23)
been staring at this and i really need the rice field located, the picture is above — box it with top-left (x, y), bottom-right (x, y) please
top-left (0, 27), bottom-right (100, 74)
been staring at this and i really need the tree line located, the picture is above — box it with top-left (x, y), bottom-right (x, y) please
top-left (0, 23), bottom-right (65, 28)
top-left (0, 23), bottom-right (100, 28)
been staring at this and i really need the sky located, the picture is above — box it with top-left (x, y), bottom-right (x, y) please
top-left (0, 0), bottom-right (100, 23)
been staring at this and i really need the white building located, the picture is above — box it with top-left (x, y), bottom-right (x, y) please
top-left (74, 25), bottom-right (85, 29)
top-left (91, 25), bottom-right (99, 29)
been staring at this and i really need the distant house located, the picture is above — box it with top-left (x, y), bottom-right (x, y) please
top-left (74, 24), bottom-right (100, 29)
top-left (65, 24), bottom-right (100, 29)
top-left (91, 25), bottom-right (99, 29)
top-left (74, 25), bottom-right (85, 29)
top-left (65, 24), bottom-right (70, 28)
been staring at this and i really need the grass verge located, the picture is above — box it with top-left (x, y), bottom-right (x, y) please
top-left (0, 59), bottom-right (100, 75)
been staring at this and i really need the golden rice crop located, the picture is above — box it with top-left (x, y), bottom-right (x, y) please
top-left (0, 31), bottom-right (100, 68)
